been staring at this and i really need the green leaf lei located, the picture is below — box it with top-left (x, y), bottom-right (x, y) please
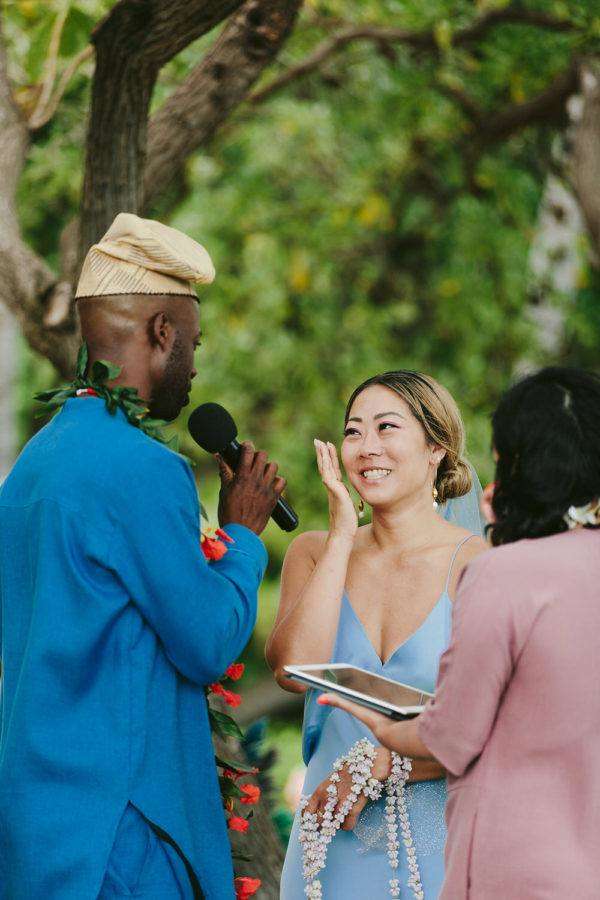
top-left (35, 342), bottom-right (183, 454)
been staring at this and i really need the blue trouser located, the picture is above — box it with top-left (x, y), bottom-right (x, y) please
top-left (99, 804), bottom-right (195, 898)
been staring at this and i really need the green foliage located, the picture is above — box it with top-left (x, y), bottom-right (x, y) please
top-left (8, 0), bottom-right (600, 556)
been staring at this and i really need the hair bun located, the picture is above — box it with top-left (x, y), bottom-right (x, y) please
top-left (437, 457), bottom-right (472, 503)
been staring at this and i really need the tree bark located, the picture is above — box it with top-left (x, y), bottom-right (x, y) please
top-left (572, 64), bottom-right (600, 265)
top-left (0, 305), bottom-right (19, 480)
top-left (0, 20), bottom-right (78, 376)
top-left (80, 0), bottom-right (245, 254)
top-left (144, 0), bottom-right (302, 208)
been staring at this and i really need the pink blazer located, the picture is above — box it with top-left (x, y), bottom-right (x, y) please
top-left (418, 527), bottom-right (600, 899)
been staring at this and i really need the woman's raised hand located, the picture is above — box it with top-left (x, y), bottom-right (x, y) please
top-left (314, 439), bottom-right (358, 542)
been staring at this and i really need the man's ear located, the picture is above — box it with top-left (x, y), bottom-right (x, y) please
top-left (148, 311), bottom-right (173, 351)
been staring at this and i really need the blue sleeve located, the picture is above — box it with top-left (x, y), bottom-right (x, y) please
top-left (109, 449), bottom-right (268, 686)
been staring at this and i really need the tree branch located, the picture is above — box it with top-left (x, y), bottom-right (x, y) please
top-left (0, 18), bottom-right (78, 377)
top-left (250, 8), bottom-right (577, 104)
top-left (80, 0), bottom-right (245, 254)
top-left (478, 60), bottom-right (579, 144)
top-left (28, 3), bottom-right (70, 129)
top-left (144, 0), bottom-right (302, 208)
top-left (29, 45), bottom-right (94, 132)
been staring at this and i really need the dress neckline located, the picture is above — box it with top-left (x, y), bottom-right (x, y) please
top-left (342, 590), bottom-right (448, 668)
top-left (341, 533), bottom-right (477, 668)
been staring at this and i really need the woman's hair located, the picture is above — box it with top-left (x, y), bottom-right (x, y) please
top-left (490, 366), bottom-right (600, 546)
top-left (344, 370), bottom-right (472, 503)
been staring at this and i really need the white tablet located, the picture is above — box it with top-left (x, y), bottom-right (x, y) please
top-left (283, 663), bottom-right (433, 720)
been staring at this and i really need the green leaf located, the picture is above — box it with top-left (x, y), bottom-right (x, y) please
top-left (141, 417), bottom-right (169, 430)
top-left (208, 708), bottom-right (244, 742)
top-left (91, 359), bottom-right (122, 382)
top-left (75, 343), bottom-right (88, 379)
top-left (434, 19), bottom-right (452, 51)
top-left (200, 501), bottom-right (209, 521)
top-left (26, 15), bottom-right (54, 82)
top-left (60, 6), bottom-right (95, 57)
top-left (215, 754), bottom-right (257, 774)
top-left (218, 776), bottom-right (243, 800)
top-left (34, 388), bottom-right (73, 403)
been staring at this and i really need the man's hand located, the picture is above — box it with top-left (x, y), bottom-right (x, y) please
top-left (217, 441), bottom-right (286, 535)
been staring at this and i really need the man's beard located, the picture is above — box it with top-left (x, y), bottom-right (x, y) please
top-left (149, 334), bottom-right (191, 421)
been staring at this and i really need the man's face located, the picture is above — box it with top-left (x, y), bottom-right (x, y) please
top-left (149, 298), bottom-right (201, 421)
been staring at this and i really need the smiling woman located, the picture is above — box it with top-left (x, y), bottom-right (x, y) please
top-left (343, 371), bottom-right (472, 507)
top-left (266, 369), bottom-right (487, 899)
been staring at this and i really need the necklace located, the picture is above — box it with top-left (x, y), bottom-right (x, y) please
top-left (299, 739), bottom-right (423, 898)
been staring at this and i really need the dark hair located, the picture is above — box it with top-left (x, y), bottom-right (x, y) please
top-left (344, 370), bottom-right (472, 502)
top-left (490, 366), bottom-right (600, 546)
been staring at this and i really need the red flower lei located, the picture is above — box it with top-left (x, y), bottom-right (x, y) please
top-left (202, 537), bottom-right (262, 895)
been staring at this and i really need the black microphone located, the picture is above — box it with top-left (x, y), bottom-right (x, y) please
top-left (187, 402), bottom-right (299, 532)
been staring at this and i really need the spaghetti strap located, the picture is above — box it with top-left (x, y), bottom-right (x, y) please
top-left (444, 533), bottom-right (478, 594)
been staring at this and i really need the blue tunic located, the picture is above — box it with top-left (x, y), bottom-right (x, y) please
top-left (281, 484), bottom-right (485, 899)
top-left (0, 397), bottom-right (268, 900)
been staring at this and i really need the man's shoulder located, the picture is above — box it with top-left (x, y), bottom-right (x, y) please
top-left (4, 400), bottom-right (194, 509)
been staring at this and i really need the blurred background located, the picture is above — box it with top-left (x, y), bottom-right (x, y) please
top-left (2, 0), bottom-right (599, 874)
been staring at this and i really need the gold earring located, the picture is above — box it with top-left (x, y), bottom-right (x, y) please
top-left (432, 485), bottom-right (439, 510)
top-left (358, 498), bottom-right (365, 519)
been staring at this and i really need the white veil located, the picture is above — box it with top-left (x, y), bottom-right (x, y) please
top-left (439, 463), bottom-right (486, 536)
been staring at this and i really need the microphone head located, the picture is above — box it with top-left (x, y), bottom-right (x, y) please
top-left (187, 403), bottom-right (238, 454)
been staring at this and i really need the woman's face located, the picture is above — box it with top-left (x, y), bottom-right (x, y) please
top-left (341, 384), bottom-right (444, 510)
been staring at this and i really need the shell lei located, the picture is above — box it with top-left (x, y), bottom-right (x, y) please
top-left (299, 739), bottom-right (423, 899)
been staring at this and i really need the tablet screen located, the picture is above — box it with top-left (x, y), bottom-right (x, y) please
top-left (293, 665), bottom-right (432, 710)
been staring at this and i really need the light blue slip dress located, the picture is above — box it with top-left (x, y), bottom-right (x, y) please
top-left (280, 483), bottom-right (485, 900)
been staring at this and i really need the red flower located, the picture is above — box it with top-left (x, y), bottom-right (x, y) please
top-left (234, 877), bottom-right (261, 899)
top-left (228, 815), bottom-right (249, 833)
top-left (215, 528), bottom-right (234, 544)
top-left (223, 768), bottom-right (239, 781)
top-left (239, 783), bottom-right (261, 805)
top-left (221, 688), bottom-right (242, 708)
top-left (209, 681), bottom-right (240, 706)
top-left (201, 537), bottom-right (228, 561)
top-left (225, 662), bottom-right (245, 681)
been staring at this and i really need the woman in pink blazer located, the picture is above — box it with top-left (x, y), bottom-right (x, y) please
top-left (319, 367), bottom-right (600, 899)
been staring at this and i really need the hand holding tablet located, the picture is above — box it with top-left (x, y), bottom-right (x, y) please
top-left (283, 663), bottom-right (433, 720)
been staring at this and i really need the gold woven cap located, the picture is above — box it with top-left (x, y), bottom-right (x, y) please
top-left (75, 213), bottom-right (215, 299)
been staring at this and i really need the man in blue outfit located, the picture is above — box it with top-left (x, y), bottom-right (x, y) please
top-left (0, 214), bottom-right (285, 899)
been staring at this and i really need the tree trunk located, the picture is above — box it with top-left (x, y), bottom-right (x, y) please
top-left (0, 305), bottom-right (18, 480)
top-left (144, 0), bottom-right (302, 207)
top-left (572, 64), bottom-right (600, 266)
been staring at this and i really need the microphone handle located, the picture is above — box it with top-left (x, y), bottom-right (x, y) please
top-left (220, 440), bottom-right (299, 533)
